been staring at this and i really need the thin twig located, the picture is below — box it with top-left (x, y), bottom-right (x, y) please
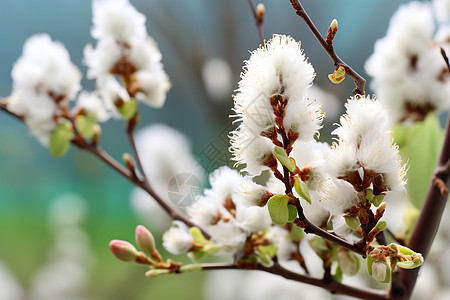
top-left (247, 0), bottom-right (264, 45)
top-left (289, 0), bottom-right (366, 95)
top-left (196, 262), bottom-right (388, 299)
top-left (127, 119), bottom-right (149, 183)
top-left (81, 142), bottom-right (212, 240)
top-left (0, 102), bottom-right (212, 240)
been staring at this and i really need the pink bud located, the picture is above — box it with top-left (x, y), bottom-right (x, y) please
top-left (109, 240), bottom-right (139, 262)
top-left (135, 225), bottom-right (159, 259)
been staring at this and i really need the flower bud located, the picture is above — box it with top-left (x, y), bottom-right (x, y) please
top-left (109, 240), bottom-right (139, 262)
top-left (371, 260), bottom-right (390, 283)
top-left (135, 225), bottom-right (159, 259)
top-left (326, 19), bottom-right (338, 43)
top-left (256, 3), bottom-right (265, 23)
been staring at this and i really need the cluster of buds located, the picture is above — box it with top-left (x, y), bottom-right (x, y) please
top-left (109, 225), bottom-right (183, 277)
top-left (366, 244), bottom-right (423, 283)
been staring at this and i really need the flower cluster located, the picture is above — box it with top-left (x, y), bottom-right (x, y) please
top-left (85, 0), bottom-right (171, 110)
top-left (365, 1), bottom-right (450, 123)
top-left (230, 34), bottom-right (323, 176)
top-left (5, 0), bottom-right (171, 153)
top-left (7, 34), bottom-right (81, 145)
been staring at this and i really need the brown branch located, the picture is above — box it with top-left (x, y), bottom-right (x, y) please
top-left (197, 262), bottom-right (388, 299)
top-left (126, 115), bottom-right (149, 184)
top-left (0, 101), bottom-right (211, 239)
top-left (77, 140), bottom-right (212, 240)
top-left (289, 0), bottom-right (366, 95)
top-left (247, 0), bottom-right (264, 45)
top-left (393, 116), bottom-right (450, 299)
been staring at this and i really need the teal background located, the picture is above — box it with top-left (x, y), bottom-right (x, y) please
top-left (0, 1), bottom-right (412, 299)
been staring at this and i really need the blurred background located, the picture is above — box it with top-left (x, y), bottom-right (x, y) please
top-left (0, 0), bottom-right (416, 299)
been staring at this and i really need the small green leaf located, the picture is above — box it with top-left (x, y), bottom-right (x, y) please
top-left (49, 121), bottom-right (73, 157)
top-left (309, 237), bottom-right (329, 259)
top-left (287, 205), bottom-right (298, 222)
top-left (267, 194), bottom-right (290, 225)
top-left (376, 221), bottom-right (387, 232)
top-left (396, 256), bottom-right (423, 269)
top-left (291, 225), bottom-right (304, 242)
top-left (294, 177), bottom-right (311, 204)
top-left (371, 194), bottom-right (385, 207)
top-left (395, 244), bottom-right (415, 256)
top-left (344, 216), bottom-right (360, 231)
top-left (189, 227), bottom-right (208, 245)
top-left (257, 244), bottom-right (278, 259)
top-left (334, 265), bottom-right (343, 283)
top-left (118, 98), bottom-right (138, 120)
top-left (255, 251), bottom-right (272, 266)
top-left (273, 146), bottom-right (296, 172)
top-left (328, 65), bottom-right (346, 84)
top-left (365, 189), bottom-right (374, 203)
top-left (203, 243), bottom-right (220, 254)
top-left (75, 113), bottom-right (97, 139)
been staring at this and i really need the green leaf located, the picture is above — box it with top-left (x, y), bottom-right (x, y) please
top-left (309, 237), bottom-right (329, 259)
top-left (328, 65), bottom-right (346, 84)
top-left (371, 194), bottom-right (385, 207)
top-left (75, 113), bottom-right (97, 139)
top-left (334, 265), bottom-right (343, 283)
top-left (257, 244), bottom-right (278, 259)
top-left (397, 255), bottom-right (423, 269)
top-left (392, 113), bottom-right (445, 208)
top-left (272, 146), bottom-right (296, 172)
top-left (118, 98), bottom-right (138, 120)
top-left (267, 194), bottom-right (290, 226)
top-left (344, 216), bottom-right (360, 231)
top-left (203, 243), bottom-right (220, 254)
top-left (287, 205), bottom-right (298, 222)
top-left (49, 121), bottom-right (73, 157)
top-left (294, 177), bottom-right (311, 204)
top-left (189, 227), bottom-right (208, 245)
top-left (291, 225), bottom-right (304, 242)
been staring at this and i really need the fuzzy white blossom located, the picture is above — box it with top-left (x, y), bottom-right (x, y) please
top-left (186, 167), bottom-right (272, 258)
top-left (162, 221), bottom-right (193, 255)
top-left (328, 96), bottom-right (406, 192)
top-left (75, 91), bottom-right (110, 122)
top-left (365, 1), bottom-right (450, 123)
top-left (85, 0), bottom-right (170, 110)
top-left (231, 34), bottom-right (323, 176)
top-left (229, 123), bottom-right (274, 176)
top-left (319, 178), bottom-right (360, 217)
top-left (235, 179), bottom-right (272, 207)
top-left (7, 34), bottom-right (81, 145)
